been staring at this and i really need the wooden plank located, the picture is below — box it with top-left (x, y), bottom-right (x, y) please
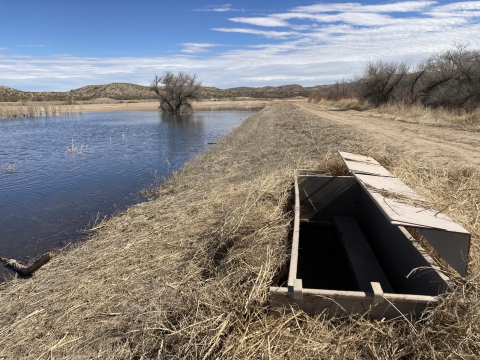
top-left (367, 191), bottom-right (468, 233)
top-left (334, 217), bottom-right (394, 293)
top-left (269, 286), bottom-right (437, 319)
top-left (338, 151), bottom-right (469, 234)
top-left (287, 175), bottom-right (301, 291)
top-left (355, 173), bottom-right (423, 201)
top-left (293, 279), bottom-right (303, 299)
top-left (338, 151), bottom-right (393, 177)
top-left (338, 151), bottom-right (471, 277)
top-left (371, 282), bottom-right (384, 304)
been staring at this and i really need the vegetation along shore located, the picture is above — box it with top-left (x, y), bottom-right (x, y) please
top-left (0, 102), bottom-right (479, 358)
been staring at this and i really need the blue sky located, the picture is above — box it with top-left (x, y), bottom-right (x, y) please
top-left (1, 0), bottom-right (480, 91)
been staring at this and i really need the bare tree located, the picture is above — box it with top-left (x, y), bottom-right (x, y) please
top-left (360, 60), bottom-right (410, 105)
top-left (416, 44), bottom-right (480, 110)
top-left (150, 71), bottom-right (203, 114)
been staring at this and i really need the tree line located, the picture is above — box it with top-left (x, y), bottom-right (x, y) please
top-left (310, 44), bottom-right (480, 111)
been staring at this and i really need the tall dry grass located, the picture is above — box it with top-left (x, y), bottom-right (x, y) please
top-left (0, 103), bottom-right (478, 358)
top-left (0, 102), bottom-right (77, 119)
top-left (311, 98), bottom-right (480, 130)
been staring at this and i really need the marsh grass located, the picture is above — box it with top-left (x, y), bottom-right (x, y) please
top-left (0, 102), bottom-right (77, 119)
top-left (0, 103), bottom-right (478, 358)
top-left (311, 98), bottom-right (480, 130)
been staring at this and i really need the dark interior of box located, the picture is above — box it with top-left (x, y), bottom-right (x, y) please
top-left (294, 175), bottom-right (451, 296)
top-left (297, 222), bottom-right (357, 291)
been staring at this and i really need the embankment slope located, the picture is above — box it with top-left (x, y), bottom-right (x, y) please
top-left (0, 103), bottom-right (478, 358)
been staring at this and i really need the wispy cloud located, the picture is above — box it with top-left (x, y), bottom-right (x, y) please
top-left (228, 17), bottom-right (289, 27)
top-left (195, 4), bottom-right (242, 12)
top-left (212, 27), bottom-right (299, 39)
top-left (293, 1), bottom-right (436, 13)
top-left (2, 1), bottom-right (480, 91)
top-left (181, 43), bottom-right (221, 53)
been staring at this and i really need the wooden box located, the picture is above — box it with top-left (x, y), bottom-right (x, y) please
top-left (270, 152), bottom-right (470, 318)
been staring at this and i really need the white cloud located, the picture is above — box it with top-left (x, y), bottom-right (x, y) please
top-left (432, 1), bottom-right (480, 11)
top-left (228, 16), bottom-right (289, 27)
top-left (212, 27), bottom-right (300, 39)
top-left (181, 43), bottom-right (220, 53)
top-left (293, 1), bottom-right (436, 13)
top-left (195, 4), bottom-right (241, 12)
top-left (2, 1), bottom-right (480, 91)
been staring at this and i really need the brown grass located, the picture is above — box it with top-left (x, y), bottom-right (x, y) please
top-left (312, 98), bottom-right (480, 131)
top-left (0, 102), bottom-right (77, 119)
top-left (0, 103), bottom-right (479, 358)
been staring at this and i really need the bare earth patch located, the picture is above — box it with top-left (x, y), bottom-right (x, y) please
top-left (300, 102), bottom-right (480, 168)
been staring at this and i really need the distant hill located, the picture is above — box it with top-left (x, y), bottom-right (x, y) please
top-left (0, 82), bottom-right (330, 102)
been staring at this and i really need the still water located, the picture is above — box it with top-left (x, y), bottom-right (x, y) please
top-left (0, 110), bottom-right (258, 278)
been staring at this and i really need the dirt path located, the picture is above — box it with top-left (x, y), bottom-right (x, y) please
top-left (298, 102), bottom-right (480, 168)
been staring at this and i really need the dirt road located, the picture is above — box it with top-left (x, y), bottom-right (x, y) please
top-left (298, 102), bottom-right (480, 168)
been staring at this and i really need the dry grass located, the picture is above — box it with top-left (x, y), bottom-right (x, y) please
top-left (0, 102), bottom-right (77, 119)
top-left (0, 103), bottom-right (479, 358)
top-left (312, 98), bottom-right (480, 131)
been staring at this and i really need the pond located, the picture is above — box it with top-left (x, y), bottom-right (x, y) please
top-left (0, 109), bottom-right (259, 279)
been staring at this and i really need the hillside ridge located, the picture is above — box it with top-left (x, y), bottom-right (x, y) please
top-left (0, 82), bottom-right (330, 101)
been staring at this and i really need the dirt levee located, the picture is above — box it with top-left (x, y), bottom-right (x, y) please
top-left (0, 103), bottom-right (478, 358)
top-left (299, 102), bottom-right (480, 168)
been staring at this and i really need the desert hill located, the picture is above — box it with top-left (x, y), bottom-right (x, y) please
top-left (0, 82), bottom-right (330, 102)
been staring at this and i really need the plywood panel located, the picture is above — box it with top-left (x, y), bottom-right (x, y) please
top-left (338, 151), bottom-right (471, 276)
top-left (334, 217), bottom-right (394, 293)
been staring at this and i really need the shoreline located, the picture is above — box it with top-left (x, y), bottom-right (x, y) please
top-left (0, 99), bottom-right (301, 119)
top-left (0, 103), bottom-right (478, 358)
top-left (78, 99), bottom-right (286, 113)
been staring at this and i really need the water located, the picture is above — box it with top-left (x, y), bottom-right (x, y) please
top-left (0, 110), bottom-right (258, 279)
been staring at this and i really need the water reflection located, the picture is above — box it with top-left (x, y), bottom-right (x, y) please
top-left (0, 110), bottom-right (257, 279)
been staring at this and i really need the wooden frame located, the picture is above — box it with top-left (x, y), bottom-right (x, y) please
top-left (270, 153), bottom-right (469, 318)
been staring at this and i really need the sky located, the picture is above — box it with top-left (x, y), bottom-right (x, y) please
top-left (1, 0), bottom-right (480, 91)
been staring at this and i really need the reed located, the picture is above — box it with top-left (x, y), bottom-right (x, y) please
top-left (0, 102), bottom-right (78, 119)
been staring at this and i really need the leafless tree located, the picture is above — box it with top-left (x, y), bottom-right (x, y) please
top-left (416, 44), bottom-right (480, 109)
top-left (150, 71), bottom-right (203, 114)
top-left (360, 60), bottom-right (410, 105)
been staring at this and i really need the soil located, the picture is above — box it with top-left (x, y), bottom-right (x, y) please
top-left (299, 102), bottom-right (480, 168)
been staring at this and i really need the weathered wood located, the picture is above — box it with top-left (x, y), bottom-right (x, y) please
top-left (371, 282), bottom-right (384, 304)
top-left (293, 279), bottom-right (303, 300)
top-left (334, 216), bottom-right (394, 293)
top-left (1, 252), bottom-right (54, 276)
top-left (338, 150), bottom-right (471, 277)
top-left (287, 175), bottom-right (301, 291)
top-left (270, 286), bottom-right (437, 319)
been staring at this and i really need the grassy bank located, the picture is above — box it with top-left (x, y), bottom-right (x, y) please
top-left (0, 103), bottom-right (479, 358)
top-left (309, 98), bottom-right (480, 131)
